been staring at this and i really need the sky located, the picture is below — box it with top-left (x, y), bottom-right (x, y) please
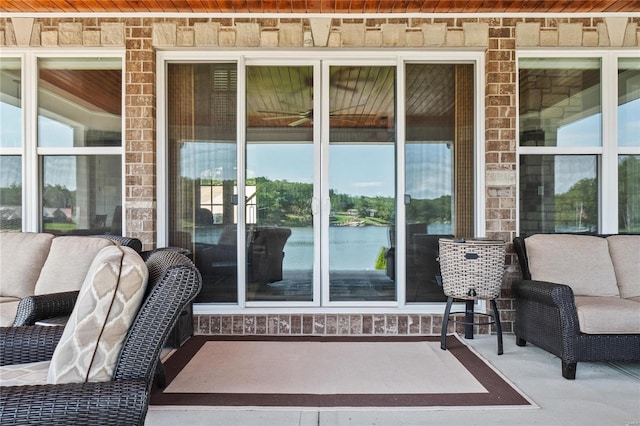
top-left (1, 97), bottom-right (638, 194)
top-left (181, 140), bottom-right (454, 200)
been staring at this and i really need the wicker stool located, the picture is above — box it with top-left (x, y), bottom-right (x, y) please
top-left (438, 238), bottom-right (506, 355)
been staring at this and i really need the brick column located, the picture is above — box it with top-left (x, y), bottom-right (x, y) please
top-left (485, 18), bottom-right (518, 333)
top-left (125, 19), bottom-right (156, 250)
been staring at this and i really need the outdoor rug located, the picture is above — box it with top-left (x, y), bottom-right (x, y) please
top-left (150, 335), bottom-right (535, 409)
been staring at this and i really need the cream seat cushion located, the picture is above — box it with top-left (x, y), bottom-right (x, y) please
top-left (47, 245), bottom-right (148, 384)
top-left (574, 296), bottom-right (640, 334)
top-left (525, 234), bottom-right (619, 297)
top-left (0, 361), bottom-right (50, 387)
top-left (606, 235), bottom-right (640, 300)
top-left (34, 236), bottom-right (115, 295)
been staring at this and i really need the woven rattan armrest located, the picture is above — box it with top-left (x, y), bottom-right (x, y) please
top-left (513, 279), bottom-right (581, 360)
top-left (513, 280), bottom-right (576, 307)
top-left (0, 379), bottom-right (149, 426)
top-left (0, 325), bottom-right (64, 366)
top-left (13, 291), bottom-right (79, 327)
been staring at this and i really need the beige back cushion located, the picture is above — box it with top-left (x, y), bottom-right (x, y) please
top-left (34, 236), bottom-right (114, 295)
top-left (606, 235), bottom-right (640, 299)
top-left (48, 245), bottom-right (148, 384)
top-left (0, 232), bottom-right (55, 298)
top-left (525, 234), bottom-right (619, 297)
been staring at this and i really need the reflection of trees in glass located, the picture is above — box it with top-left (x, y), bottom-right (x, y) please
top-left (619, 156), bottom-right (640, 232)
top-left (554, 178), bottom-right (597, 231)
top-left (253, 177), bottom-right (451, 227)
top-left (0, 184), bottom-right (21, 206)
top-left (0, 184), bottom-right (21, 229)
top-left (253, 177), bottom-right (313, 226)
top-left (43, 184), bottom-right (73, 209)
top-left (406, 195), bottom-right (452, 226)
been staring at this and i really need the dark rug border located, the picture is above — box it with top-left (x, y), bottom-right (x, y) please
top-left (150, 335), bottom-right (532, 408)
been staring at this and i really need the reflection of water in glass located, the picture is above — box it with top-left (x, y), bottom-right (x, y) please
top-left (283, 226), bottom-right (390, 271)
top-left (427, 223), bottom-right (453, 234)
top-left (194, 224), bottom-right (454, 272)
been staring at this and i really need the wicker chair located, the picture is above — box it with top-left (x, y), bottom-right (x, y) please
top-left (12, 235), bottom-right (143, 327)
top-left (438, 238), bottom-right (506, 355)
top-left (0, 250), bottom-right (202, 425)
top-left (513, 235), bottom-right (640, 379)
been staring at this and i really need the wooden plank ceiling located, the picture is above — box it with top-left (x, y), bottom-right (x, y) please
top-left (2, 0), bottom-right (638, 13)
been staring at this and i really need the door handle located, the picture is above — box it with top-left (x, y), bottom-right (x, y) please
top-left (323, 198), bottom-right (331, 213)
top-left (404, 194), bottom-right (411, 205)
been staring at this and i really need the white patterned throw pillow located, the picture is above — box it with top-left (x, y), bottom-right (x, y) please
top-left (47, 245), bottom-right (148, 384)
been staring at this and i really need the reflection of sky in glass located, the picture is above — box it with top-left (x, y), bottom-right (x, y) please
top-left (38, 115), bottom-right (74, 147)
top-left (555, 98), bottom-right (638, 148)
top-left (247, 144), bottom-right (313, 184)
top-left (180, 142), bottom-right (237, 181)
top-left (0, 102), bottom-right (21, 148)
top-left (557, 113), bottom-right (601, 147)
top-left (330, 145), bottom-right (394, 197)
top-left (43, 156), bottom-right (76, 190)
top-left (554, 156), bottom-right (597, 194)
top-left (619, 98), bottom-right (640, 147)
top-left (0, 156), bottom-right (21, 187)
top-left (406, 143), bottom-right (452, 200)
top-left (179, 141), bottom-right (455, 199)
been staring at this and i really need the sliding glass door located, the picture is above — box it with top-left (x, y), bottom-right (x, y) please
top-left (164, 55), bottom-right (477, 307)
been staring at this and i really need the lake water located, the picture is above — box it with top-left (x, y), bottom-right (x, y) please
top-left (193, 222), bottom-right (452, 271)
top-left (285, 226), bottom-right (390, 271)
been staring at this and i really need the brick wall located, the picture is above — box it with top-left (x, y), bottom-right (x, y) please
top-left (125, 18), bottom-right (156, 249)
top-left (1, 15), bottom-right (638, 336)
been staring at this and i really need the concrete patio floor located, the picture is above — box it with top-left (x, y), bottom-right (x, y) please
top-left (146, 334), bottom-right (640, 426)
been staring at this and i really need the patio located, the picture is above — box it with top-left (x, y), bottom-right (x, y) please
top-left (146, 334), bottom-right (640, 426)
top-left (1, 1), bottom-right (638, 424)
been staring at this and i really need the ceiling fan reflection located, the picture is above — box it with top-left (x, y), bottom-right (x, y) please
top-left (258, 104), bottom-right (374, 127)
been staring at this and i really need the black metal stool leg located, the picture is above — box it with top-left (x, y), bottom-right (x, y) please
top-left (491, 299), bottom-right (503, 355)
top-left (464, 300), bottom-right (475, 339)
top-left (441, 296), bottom-right (454, 350)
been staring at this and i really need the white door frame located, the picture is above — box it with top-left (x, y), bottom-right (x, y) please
top-left (156, 49), bottom-right (486, 314)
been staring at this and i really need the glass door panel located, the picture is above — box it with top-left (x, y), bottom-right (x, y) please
top-left (327, 65), bottom-right (396, 302)
top-left (245, 65), bottom-right (316, 302)
top-left (404, 63), bottom-right (474, 303)
top-left (167, 63), bottom-right (239, 304)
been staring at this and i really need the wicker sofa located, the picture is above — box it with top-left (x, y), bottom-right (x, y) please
top-left (513, 234), bottom-right (640, 379)
top-left (0, 249), bottom-right (201, 425)
top-left (0, 232), bottom-right (142, 327)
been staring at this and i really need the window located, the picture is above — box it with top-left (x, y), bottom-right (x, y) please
top-left (617, 58), bottom-right (640, 233)
top-left (0, 58), bottom-right (22, 231)
top-left (518, 53), bottom-right (640, 235)
top-left (0, 53), bottom-right (123, 235)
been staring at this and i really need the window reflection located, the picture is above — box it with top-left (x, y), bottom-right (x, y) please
top-left (520, 155), bottom-right (598, 235)
top-left (618, 58), bottom-right (640, 148)
top-left (38, 58), bottom-right (122, 148)
top-left (167, 63), bottom-right (239, 303)
top-left (42, 155), bottom-right (122, 235)
top-left (0, 58), bottom-right (22, 232)
top-left (404, 63), bottom-right (473, 303)
top-left (0, 57), bottom-right (22, 149)
top-left (619, 155), bottom-right (640, 233)
top-left (519, 58), bottom-right (601, 148)
top-left (0, 156), bottom-right (21, 231)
